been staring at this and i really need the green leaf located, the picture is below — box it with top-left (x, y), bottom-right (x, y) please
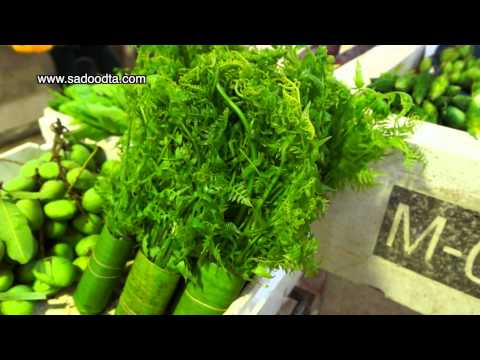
top-left (0, 199), bottom-right (37, 264)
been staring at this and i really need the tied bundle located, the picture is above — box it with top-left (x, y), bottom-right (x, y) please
top-left (74, 45), bottom-right (422, 315)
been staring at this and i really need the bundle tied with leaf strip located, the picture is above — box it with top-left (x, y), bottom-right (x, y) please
top-left (171, 46), bottom-right (422, 314)
top-left (94, 45), bottom-right (328, 315)
top-left (72, 115), bottom-right (136, 315)
top-left (89, 45), bottom-right (421, 315)
top-left (111, 46), bottom-right (230, 314)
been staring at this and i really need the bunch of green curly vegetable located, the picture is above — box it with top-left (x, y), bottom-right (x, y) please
top-left (99, 45), bottom-right (421, 284)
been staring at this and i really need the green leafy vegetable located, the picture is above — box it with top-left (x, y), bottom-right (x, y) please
top-left (100, 45), bottom-right (421, 284)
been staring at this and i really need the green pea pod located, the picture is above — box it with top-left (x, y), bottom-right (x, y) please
top-left (429, 75), bottom-right (449, 101)
top-left (458, 45), bottom-right (473, 58)
top-left (410, 105), bottom-right (426, 118)
top-left (440, 47), bottom-right (460, 64)
top-left (445, 106), bottom-right (467, 130)
top-left (464, 68), bottom-right (480, 82)
top-left (441, 62), bottom-right (454, 74)
top-left (413, 73), bottom-right (432, 105)
top-left (395, 73), bottom-right (415, 92)
top-left (453, 60), bottom-right (465, 73)
top-left (446, 85), bottom-right (462, 97)
top-left (368, 73), bottom-right (397, 93)
top-left (422, 100), bottom-right (438, 123)
top-left (434, 96), bottom-right (450, 115)
top-left (451, 94), bottom-right (472, 112)
top-left (449, 71), bottom-right (462, 84)
top-left (419, 57), bottom-right (432, 73)
top-left (466, 93), bottom-right (480, 139)
top-left (466, 58), bottom-right (477, 69)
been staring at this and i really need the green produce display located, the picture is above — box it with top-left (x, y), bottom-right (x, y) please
top-left (0, 124), bottom-right (109, 315)
top-left (369, 45), bottom-right (480, 138)
top-left (0, 45), bottom-right (423, 316)
top-left (76, 45), bottom-right (420, 316)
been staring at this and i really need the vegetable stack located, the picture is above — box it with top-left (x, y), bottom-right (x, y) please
top-left (0, 121), bottom-right (108, 314)
top-left (87, 45), bottom-right (421, 315)
top-left (369, 45), bottom-right (480, 139)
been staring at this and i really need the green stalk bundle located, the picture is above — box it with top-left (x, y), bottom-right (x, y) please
top-left (73, 226), bottom-right (134, 314)
top-left (116, 250), bottom-right (179, 315)
top-left (173, 263), bottom-right (244, 315)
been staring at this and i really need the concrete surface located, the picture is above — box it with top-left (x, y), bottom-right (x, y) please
top-left (0, 46), bottom-right (56, 147)
top-left (310, 273), bottom-right (418, 315)
top-left (284, 272), bottom-right (418, 315)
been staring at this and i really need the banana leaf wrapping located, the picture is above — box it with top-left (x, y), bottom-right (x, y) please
top-left (173, 263), bottom-right (244, 315)
top-left (116, 250), bottom-right (180, 315)
top-left (74, 226), bottom-right (134, 315)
